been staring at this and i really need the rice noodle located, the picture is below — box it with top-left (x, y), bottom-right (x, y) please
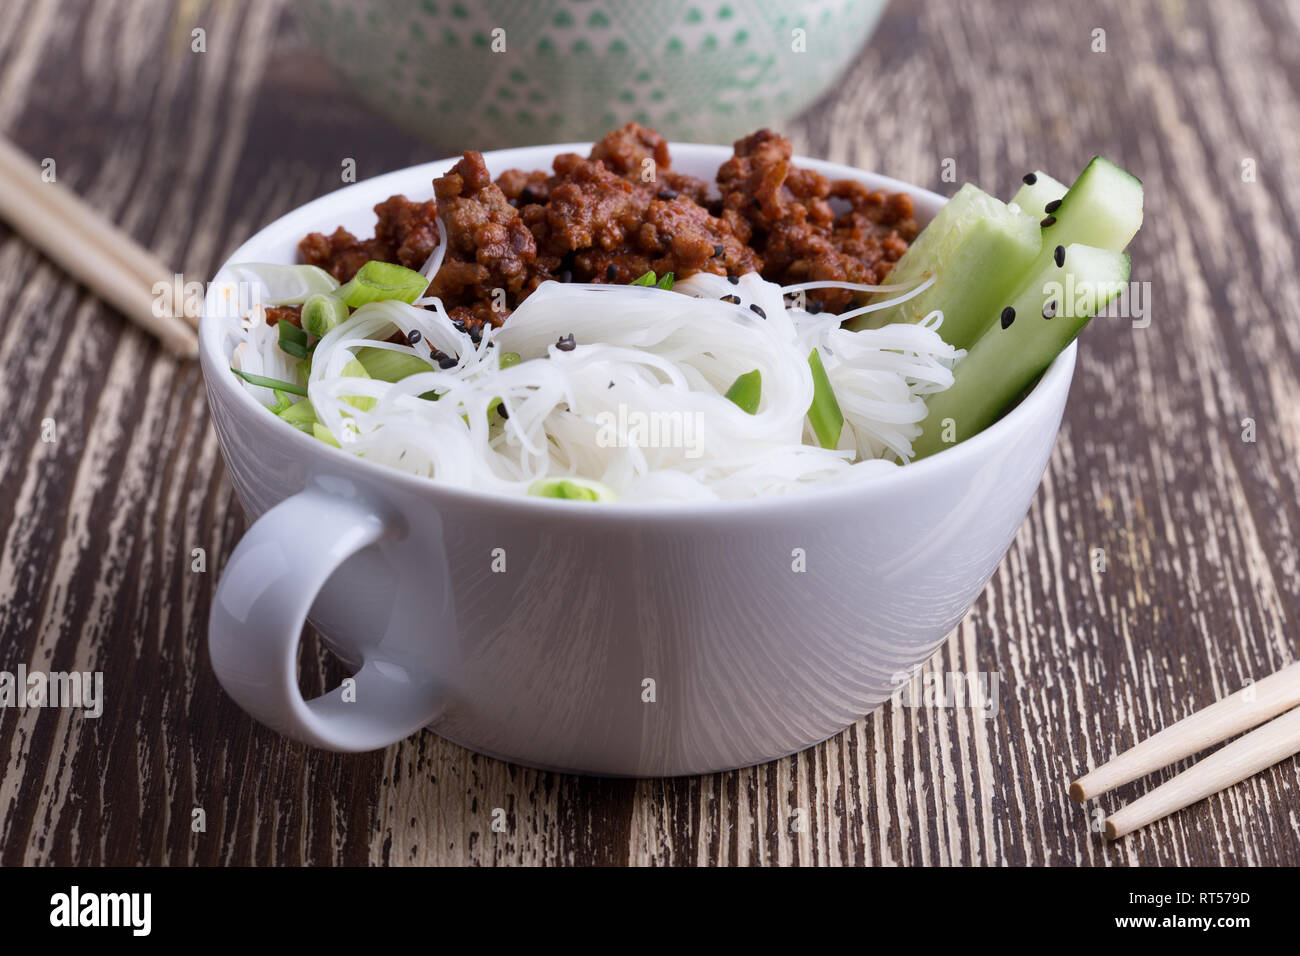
top-left (779, 277), bottom-right (927, 295)
top-left (415, 216), bottom-right (448, 298)
top-left (226, 268), bottom-right (963, 502)
top-left (231, 303), bottom-right (302, 404)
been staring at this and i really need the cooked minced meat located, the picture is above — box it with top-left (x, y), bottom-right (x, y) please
top-left (298, 122), bottom-right (917, 330)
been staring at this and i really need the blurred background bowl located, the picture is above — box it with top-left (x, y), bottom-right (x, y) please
top-left (298, 0), bottom-right (888, 151)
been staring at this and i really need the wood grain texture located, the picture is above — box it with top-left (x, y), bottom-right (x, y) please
top-left (1, 0), bottom-right (1298, 866)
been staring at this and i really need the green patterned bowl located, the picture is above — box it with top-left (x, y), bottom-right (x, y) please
top-left (299, 0), bottom-right (888, 150)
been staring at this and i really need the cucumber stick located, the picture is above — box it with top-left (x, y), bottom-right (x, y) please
top-left (911, 243), bottom-right (1129, 460)
top-left (1010, 171), bottom-right (1068, 217)
top-left (853, 183), bottom-right (1040, 349)
top-left (1024, 157), bottom-right (1142, 278)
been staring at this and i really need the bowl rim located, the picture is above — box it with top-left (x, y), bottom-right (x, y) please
top-left (201, 141), bottom-right (1076, 520)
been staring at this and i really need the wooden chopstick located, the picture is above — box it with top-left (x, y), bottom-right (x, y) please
top-left (0, 136), bottom-right (198, 357)
top-left (1103, 705), bottom-right (1300, 839)
top-left (1071, 660), bottom-right (1300, 802)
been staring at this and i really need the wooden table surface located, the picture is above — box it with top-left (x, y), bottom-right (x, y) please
top-left (2, 0), bottom-right (1299, 866)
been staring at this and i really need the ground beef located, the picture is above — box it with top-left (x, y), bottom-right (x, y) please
top-left (496, 168), bottom-right (552, 206)
top-left (717, 129), bottom-right (918, 312)
top-left (295, 123), bottom-right (917, 330)
top-left (587, 122), bottom-right (712, 205)
top-left (589, 121), bottom-right (671, 178)
top-left (519, 149), bottom-right (757, 288)
top-left (540, 152), bottom-right (649, 255)
top-left (298, 226), bottom-right (383, 284)
top-left (299, 194), bottom-right (440, 282)
top-left (428, 151), bottom-right (538, 328)
top-left (264, 304), bottom-right (301, 326)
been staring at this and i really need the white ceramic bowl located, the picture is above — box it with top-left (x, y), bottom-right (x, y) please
top-left (202, 143), bottom-right (1076, 775)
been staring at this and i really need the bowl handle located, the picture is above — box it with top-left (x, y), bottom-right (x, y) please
top-left (207, 487), bottom-right (437, 752)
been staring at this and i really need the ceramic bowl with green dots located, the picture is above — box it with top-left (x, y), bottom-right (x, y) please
top-left (298, 0), bottom-right (889, 150)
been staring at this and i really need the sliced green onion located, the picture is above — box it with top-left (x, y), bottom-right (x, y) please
top-left (277, 319), bottom-right (309, 359)
top-left (417, 389), bottom-right (442, 401)
top-left (337, 261), bottom-right (429, 308)
top-left (269, 388), bottom-right (294, 415)
top-left (628, 270), bottom-right (673, 290)
top-left (231, 367), bottom-right (307, 396)
top-left (224, 263), bottom-right (339, 306)
top-left (312, 423), bottom-right (341, 448)
top-left (356, 346), bottom-right (434, 382)
top-left (278, 397), bottom-right (318, 433)
top-left (527, 477), bottom-right (617, 502)
top-left (340, 358), bottom-right (376, 412)
top-left (499, 351), bottom-right (521, 369)
top-left (723, 369), bottom-right (761, 414)
top-left (302, 292), bottom-right (349, 339)
top-left (807, 348), bottom-right (843, 449)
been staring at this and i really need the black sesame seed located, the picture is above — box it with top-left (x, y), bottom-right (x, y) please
top-left (608, 381), bottom-right (615, 389)
top-left (469, 326), bottom-right (483, 344)
top-left (556, 333), bottom-right (576, 352)
top-left (430, 348), bottom-right (458, 369)
top-left (1023, 172), bottom-right (1038, 185)
top-left (559, 269), bottom-right (573, 283)
top-left (1045, 198), bottom-right (1062, 213)
top-left (807, 301), bottom-right (824, 315)
top-left (1000, 306), bottom-right (1016, 329)
top-left (451, 317), bottom-right (467, 330)
top-left (1053, 244), bottom-right (1065, 268)
top-left (749, 304), bottom-right (766, 318)
top-left (405, 329), bottom-right (422, 345)
top-left (1043, 299), bottom-right (1057, 319)
top-left (727, 275), bottom-right (740, 285)
top-left (1041, 214), bottom-right (1057, 228)
top-left (497, 402), bottom-right (509, 420)
top-left (720, 294), bottom-right (741, 304)
top-left (656, 188), bottom-right (678, 201)
top-left (605, 264), bottom-right (617, 282)
top-left (519, 187), bottom-right (538, 205)
top-left (713, 244), bottom-right (724, 257)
